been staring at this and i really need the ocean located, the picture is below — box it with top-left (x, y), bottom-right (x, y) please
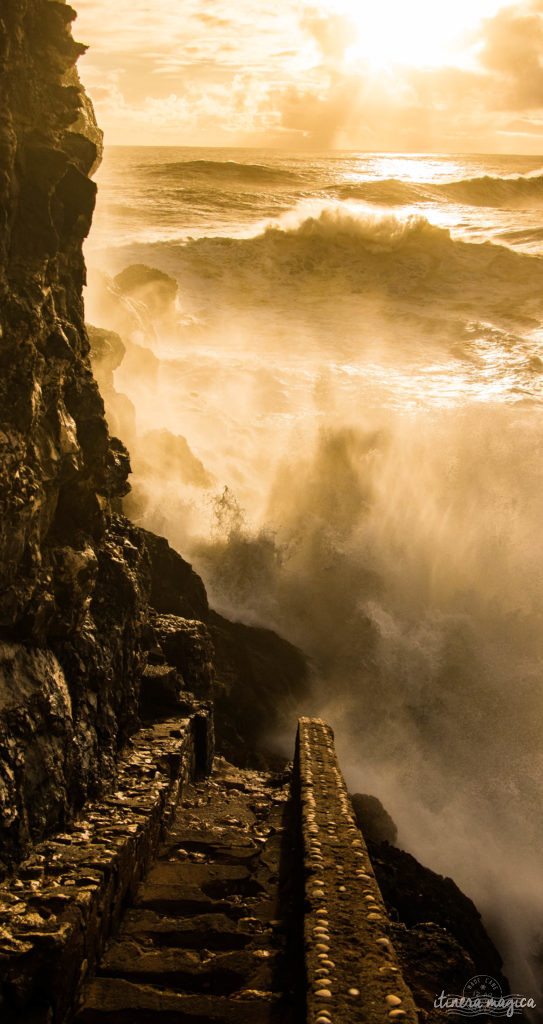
top-left (85, 148), bottom-right (543, 1000)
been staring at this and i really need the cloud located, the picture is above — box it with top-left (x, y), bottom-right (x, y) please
top-left (269, 2), bottom-right (543, 149)
top-left (74, 0), bottom-right (543, 151)
top-left (478, 3), bottom-right (543, 108)
top-left (301, 8), bottom-right (355, 64)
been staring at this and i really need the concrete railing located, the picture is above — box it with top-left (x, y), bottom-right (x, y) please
top-left (296, 716), bottom-right (418, 1024)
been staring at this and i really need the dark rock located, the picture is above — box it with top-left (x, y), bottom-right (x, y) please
top-left (151, 615), bottom-right (215, 699)
top-left (367, 838), bottom-right (509, 1003)
top-left (132, 429), bottom-right (212, 489)
top-left (114, 264), bottom-right (179, 319)
top-left (0, 3), bottom-right (158, 869)
top-left (388, 921), bottom-right (481, 1023)
top-left (0, 643), bottom-right (77, 851)
top-left (139, 663), bottom-right (183, 717)
top-left (139, 529), bottom-right (209, 621)
top-left (350, 792), bottom-right (398, 844)
top-left (208, 611), bottom-right (309, 768)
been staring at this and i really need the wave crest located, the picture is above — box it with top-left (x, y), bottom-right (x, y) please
top-left (441, 172), bottom-right (543, 208)
top-left (171, 205), bottom-right (543, 313)
top-left (334, 172), bottom-right (543, 210)
top-left (150, 159), bottom-right (302, 187)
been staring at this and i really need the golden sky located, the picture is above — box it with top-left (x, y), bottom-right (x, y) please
top-left (74, 0), bottom-right (543, 151)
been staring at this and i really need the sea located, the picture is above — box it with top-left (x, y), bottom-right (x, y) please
top-left (85, 148), bottom-right (543, 1002)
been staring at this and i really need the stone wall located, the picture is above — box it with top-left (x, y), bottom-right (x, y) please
top-left (296, 718), bottom-right (418, 1024)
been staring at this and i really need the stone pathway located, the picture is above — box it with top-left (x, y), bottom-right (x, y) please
top-left (76, 758), bottom-right (305, 1024)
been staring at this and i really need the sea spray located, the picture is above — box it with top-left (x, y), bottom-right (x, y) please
top-left (85, 151), bottom-right (543, 1002)
top-left (194, 406), bottom-right (543, 999)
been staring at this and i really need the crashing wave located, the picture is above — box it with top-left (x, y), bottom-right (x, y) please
top-left (168, 205), bottom-right (543, 314)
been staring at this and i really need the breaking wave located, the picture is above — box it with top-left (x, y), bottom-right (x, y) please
top-left (87, 147), bottom-right (543, 1008)
top-left (154, 206), bottom-right (543, 320)
top-left (335, 172), bottom-right (543, 210)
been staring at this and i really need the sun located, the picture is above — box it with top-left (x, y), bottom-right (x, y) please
top-left (318, 0), bottom-right (513, 70)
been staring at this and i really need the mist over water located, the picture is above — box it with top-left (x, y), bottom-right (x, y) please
top-left (86, 149), bottom-right (543, 1001)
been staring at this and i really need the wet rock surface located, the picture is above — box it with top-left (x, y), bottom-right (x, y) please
top-left (351, 794), bottom-right (398, 845)
top-left (367, 839), bottom-right (510, 1022)
top-left (0, 0), bottom-right (155, 869)
top-left (76, 757), bottom-right (304, 1024)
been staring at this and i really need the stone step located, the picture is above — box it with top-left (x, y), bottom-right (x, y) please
top-left (133, 883), bottom-right (250, 918)
top-left (141, 861), bottom-right (257, 894)
top-left (99, 945), bottom-right (275, 994)
top-left (76, 760), bottom-right (304, 1024)
top-left (162, 831), bottom-right (259, 863)
top-left (119, 910), bottom-right (260, 950)
top-left (78, 977), bottom-right (279, 1023)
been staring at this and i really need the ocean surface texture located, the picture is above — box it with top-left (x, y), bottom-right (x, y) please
top-left (86, 149), bottom-right (543, 999)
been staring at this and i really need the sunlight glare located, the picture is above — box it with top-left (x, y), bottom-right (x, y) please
top-left (320, 0), bottom-right (512, 69)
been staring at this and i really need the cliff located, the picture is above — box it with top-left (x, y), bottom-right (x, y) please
top-left (0, 0), bottom-right (152, 871)
top-left (0, 0), bottom-right (306, 873)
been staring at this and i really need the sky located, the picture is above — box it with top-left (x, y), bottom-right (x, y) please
top-left (73, 0), bottom-right (543, 151)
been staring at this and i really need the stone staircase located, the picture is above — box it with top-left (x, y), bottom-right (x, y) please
top-left (75, 759), bottom-right (305, 1024)
top-left (1, 716), bottom-right (421, 1023)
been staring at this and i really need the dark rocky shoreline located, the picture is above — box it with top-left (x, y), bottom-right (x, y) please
top-left (0, 1), bottom-right (515, 1017)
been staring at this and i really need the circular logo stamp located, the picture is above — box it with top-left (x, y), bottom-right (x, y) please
top-left (463, 976), bottom-right (502, 1000)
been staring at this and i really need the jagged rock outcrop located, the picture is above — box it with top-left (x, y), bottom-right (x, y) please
top-left (151, 615), bottom-right (215, 698)
top-left (0, 0), bottom-right (307, 863)
top-left (351, 792), bottom-right (398, 844)
top-left (85, 263), bottom-right (181, 347)
top-left (140, 529), bottom-right (310, 767)
top-left (141, 528), bottom-right (209, 621)
top-left (113, 264), bottom-right (179, 322)
top-left (208, 611), bottom-right (309, 768)
top-left (350, 796), bottom-right (511, 1015)
top-left (0, 1), bottom-right (152, 870)
top-left (0, 0), bottom-right (308, 854)
top-left (362, 834), bottom-right (509, 1018)
top-left (86, 324), bottom-right (136, 440)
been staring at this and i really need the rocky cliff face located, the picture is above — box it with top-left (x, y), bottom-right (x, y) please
top-left (0, 3), bottom-right (309, 872)
top-left (0, 0), bottom-right (152, 870)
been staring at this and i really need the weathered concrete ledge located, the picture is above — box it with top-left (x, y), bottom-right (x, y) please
top-left (296, 717), bottom-right (418, 1024)
top-left (0, 706), bottom-right (213, 1024)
